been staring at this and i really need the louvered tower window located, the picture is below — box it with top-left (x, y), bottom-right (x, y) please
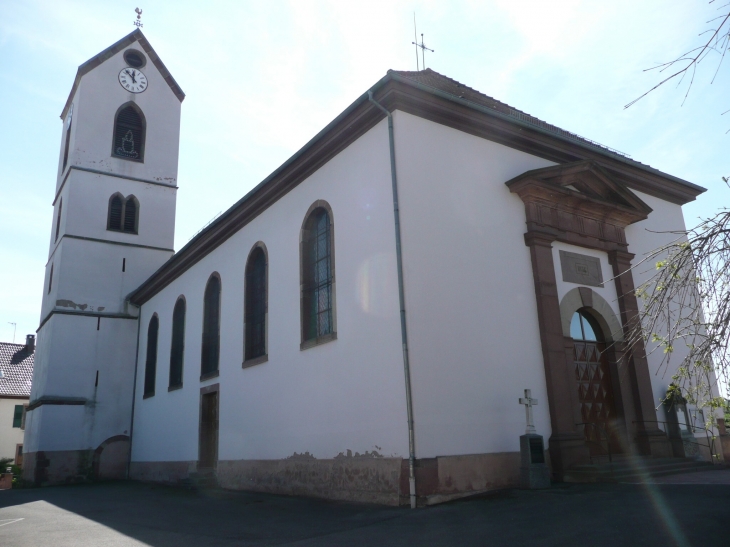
top-left (113, 104), bottom-right (145, 161)
top-left (301, 206), bottom-right (335, 345)
top-left (62, 110), bottom-right (72, 171)
top-left (144, 315), bottom-right (159, 398)
top-left (201, 275), bottom-right (221, 377)
top-left (244, 246), bottom-right (267, 361)
top-left (107, 194), bottom-right (139, 234)
top-left (169, 297), bottom-right (186, 389)
top-left (124, 197), bottom-right (138, 233)
top-left (55, 199), bottom-right (62, 242)
top-left (48, 264), bottom-right (53, 294)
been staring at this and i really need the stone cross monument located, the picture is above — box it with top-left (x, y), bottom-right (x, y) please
top-left (518, 388), bottom-right (550, 489)
top-left (519, 389), bottom-right (537, 435)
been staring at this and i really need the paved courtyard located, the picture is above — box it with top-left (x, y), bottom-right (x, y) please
top-left (1, 471), bottom-right (729, 546)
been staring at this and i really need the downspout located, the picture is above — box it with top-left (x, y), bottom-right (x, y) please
top-left (126, 301), bottom-right (142, 480)
top-left (368, 91), bottom-right (417, 509)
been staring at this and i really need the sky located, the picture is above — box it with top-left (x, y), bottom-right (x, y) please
top-left (1, 0), bottom-right (729, 343)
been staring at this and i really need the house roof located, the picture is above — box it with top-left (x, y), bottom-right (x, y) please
top-left (60, 29), bottom-right (185, 120)
top-left (127, 68), bottom-right (706, 306)
top-left (0, 343), bottom-right (34, 398)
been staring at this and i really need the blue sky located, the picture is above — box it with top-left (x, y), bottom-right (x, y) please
top-left (1, 0), bottom-right (728, 342)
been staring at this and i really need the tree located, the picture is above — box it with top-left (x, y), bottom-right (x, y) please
top-left (624, 1), bottom-right (730, 124)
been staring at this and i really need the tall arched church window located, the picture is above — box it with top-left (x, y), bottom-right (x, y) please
top-left (143, 315), bottom-right (159, 398)
top-left (107, 193), bottom-right (139, 234)
top-left (301, 203), bottom-right (335, 346)
top-left (112, 104), bottom-right (145, 161)
top-left (169, 297), bottom-right (186, 389)
top-left (244, 245), bottom-right (267, 362)
top-left (201, 274), bottom-right (221, 378)
top-left (55, 198), bottom-right (63, 243)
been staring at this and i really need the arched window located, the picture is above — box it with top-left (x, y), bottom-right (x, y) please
top-left (301, 203), bottom-right (335, 346)
top-left (112, 104), bottom-right (145, 161)
top-left (124, 196), bottom-right (138, 233)
top-left (55, 198), bottom-right (62, 242)
top-left (144, 315), bottom-right (159, 398)
top-left (201, 274), bottom-right (221, 378)
top-left (570, 310), bottom-right (602, 342)
top-left (107, 194), bottom-right (139, 234)
top-left (244, 245), bottom-right (267, 362)
top-left (62, 105), bottom-right (73, 171)
top-left (169, 297), bottom-right (186, 389)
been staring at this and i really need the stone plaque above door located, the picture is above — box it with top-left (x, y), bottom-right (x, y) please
top-left (559, 250), bottom-right (603, 287)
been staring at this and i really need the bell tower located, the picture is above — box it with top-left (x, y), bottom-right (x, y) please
top-left (23, 30), bottom-right (184, 484)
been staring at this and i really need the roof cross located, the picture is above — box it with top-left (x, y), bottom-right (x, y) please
top-left (412, 33), bottom-right (434, 71)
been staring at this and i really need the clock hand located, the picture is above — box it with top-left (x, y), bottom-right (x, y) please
top-left (130, 71), bottom-right (137, 84)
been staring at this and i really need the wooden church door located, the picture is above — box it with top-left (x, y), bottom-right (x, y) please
top-left (199, 390), bottom-right (219, 469)
top-left (571, 310), bottom-right (622, 457)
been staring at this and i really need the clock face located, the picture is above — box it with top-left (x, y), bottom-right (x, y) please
top-left (118, 68), bottom-right (148, 93)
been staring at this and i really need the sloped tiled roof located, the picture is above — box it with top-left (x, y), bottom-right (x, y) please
top-left (390, 69), bottom-right (632, 158)
top-left (0, 343), bottom-right (34, 397)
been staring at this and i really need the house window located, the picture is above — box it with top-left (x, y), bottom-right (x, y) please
top-left (143, 314), bottom-right (159, 398)
top-left (301, 203), bottom-right (335, 347)
top-left (108, 194), bottom-right (139, 234)
top-left (12, 405), bottom-right (23, 428)
top-left (55, 198), bottom-right (62, 242)
top-left (169, 297), bottom-right (186, 389)
top-left (201, 274), bottom-right (221, 378)
top-left (112, 103), bottom-right (145, 161)
top-left (244, 245), bottom-right (267, 362)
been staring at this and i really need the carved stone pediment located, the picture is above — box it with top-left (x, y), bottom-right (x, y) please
top-left (506, 161), bottom-right (652, 251)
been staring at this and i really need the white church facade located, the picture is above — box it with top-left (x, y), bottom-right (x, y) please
top-left (23, 30), bottom-right (722, 505)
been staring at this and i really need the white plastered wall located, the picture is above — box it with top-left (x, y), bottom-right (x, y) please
top-left (131, 119), bottom-right (410, 463)
top-left (392, 111), bottom-right (555, 458)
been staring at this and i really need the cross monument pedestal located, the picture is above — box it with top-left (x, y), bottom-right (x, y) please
top-left (518, 389), bottom-right (550, 489)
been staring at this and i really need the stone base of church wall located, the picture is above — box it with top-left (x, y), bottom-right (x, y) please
top-left (22, 450), bottom-right (95, 486)
top-left (217, 457), bottom-right (403, 506)
top-left (129, 460), bottom-right (196, 484)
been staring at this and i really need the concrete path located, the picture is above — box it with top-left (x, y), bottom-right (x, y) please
top-left (1, 480), bottom-right (728, 546)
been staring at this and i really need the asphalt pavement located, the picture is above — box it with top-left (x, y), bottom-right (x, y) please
top-left (1, 472), bottom-right (729, 546)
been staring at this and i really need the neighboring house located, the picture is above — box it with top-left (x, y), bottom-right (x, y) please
top-left (24, 29), bottom-right (723, 504)
top-left (0, 336), bottom-right (34, 465)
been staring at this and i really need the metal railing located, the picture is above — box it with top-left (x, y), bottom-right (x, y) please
top-left (633, 420), bottom-right (722, 464)
top-left (575, 422), bottom-right (614, 464)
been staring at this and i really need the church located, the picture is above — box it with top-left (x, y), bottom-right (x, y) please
top-left (23, 29), bottom-right (722, 506)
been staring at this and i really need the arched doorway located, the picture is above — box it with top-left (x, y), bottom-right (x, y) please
top-left (571, 309), bottom-right (623, 456)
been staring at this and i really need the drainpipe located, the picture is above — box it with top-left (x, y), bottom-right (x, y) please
top-left (368, 91), bottom-right (417, 509)
top-left (126, 302), bottom-right (142, 480)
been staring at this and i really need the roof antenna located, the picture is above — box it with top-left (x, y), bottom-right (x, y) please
top-left (7, 322), bottom-right (16, 344)
top-left (412, 14), bottom-right (419, 71)
top-left (412, 27), bottom-right (434, 71)
top-left (134, 7), bottom-right (143, 28)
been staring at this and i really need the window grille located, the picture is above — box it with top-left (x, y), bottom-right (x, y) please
top-left (245, 247), bottom-right (267, 360)
top-left (113, 105), bottom-right (145, 161)
top-left (143, 315), bottom-right (159, 397)
top-left (302, 209), bottom-right (333, 341)
top-left (201, 275), bottom-right (221, 376)
top-left (169, 298), bottom-right (186, 388)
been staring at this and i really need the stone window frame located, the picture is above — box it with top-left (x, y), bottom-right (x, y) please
top-left (243, 241), bottom-right (269, 368)
top-left (299, 199), bottom-right (337, 350)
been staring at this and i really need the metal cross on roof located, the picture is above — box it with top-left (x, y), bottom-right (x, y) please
top-left (412, 32), bottom-right (434, 71)
top-left (134, 7), bottom-right (143, 28)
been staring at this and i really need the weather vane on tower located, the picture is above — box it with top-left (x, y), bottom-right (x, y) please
top-left (133, 7), bottom-right (143, 28)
